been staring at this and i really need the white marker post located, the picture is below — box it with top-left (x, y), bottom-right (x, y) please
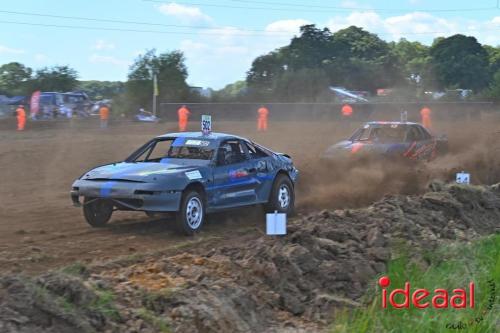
top-left (201, 115), bottom-right (212, 135)
top-left (456, 171), bottom-right (470, 184)
top-left (266, 211), bottom-right (287, 236)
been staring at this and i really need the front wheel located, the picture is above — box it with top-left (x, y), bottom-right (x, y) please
top-left (266, 174), bottom-right (295, 214)
top-left (83, 197), bottom-right (113, 227)
top-left (175, 190), bottom-right (205, 235)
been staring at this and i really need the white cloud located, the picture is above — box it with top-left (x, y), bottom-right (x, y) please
top-left (34, 53), bottom-right (49, 63)
top-left (158, 2), bottom-right (212, 24)
top-left (340, 1), bottom-right (371, 9)
top-left (92, 39), bottom-right (115, 50)
top-left (178, 25), bottom-right (283, 88)
top-left (384, 12), bottom-right (458, 38)
top-left (0, 45), bottom-right (24, 54)
top-left (89, 54), bottom-right (129, 67)
top-left (265, 19), bottom-right (311, 34)
top-left (326, 11), bottom-right (500, 45)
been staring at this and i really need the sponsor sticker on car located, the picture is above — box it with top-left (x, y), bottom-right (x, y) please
top-left (185, 139), bottom-right (210, 146)
top-left (185, 170), bottom-right (203, 180)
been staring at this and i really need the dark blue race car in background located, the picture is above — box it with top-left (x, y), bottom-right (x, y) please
top-left (323, 121), bottom-right (448, 161)
top-left (71, 132), bottom-right (299, 235)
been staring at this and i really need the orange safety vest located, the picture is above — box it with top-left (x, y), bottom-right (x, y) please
top-left (341, 104), bottom-right (353, 117)
top-left (420, 107), bottom-right (431, 117)
top-left (258, 107), bottom-right (269, 118)
top-left (99, 106), bottom-right (109, 120)
top-left (16, 107), bottom-right (26, 119)
top-left (178, 107), bottom-right (190, 120)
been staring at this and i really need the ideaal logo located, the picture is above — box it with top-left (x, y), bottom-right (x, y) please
top-left (378, 276), bottom-right (474, 309)
top-left (378, 276), bottom-right (497, 330)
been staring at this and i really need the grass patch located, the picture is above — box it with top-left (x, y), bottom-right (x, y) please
top-left (89, 289), bottom-right (121, 321)
top-left (137, 308), bottom-right (172, 333)
top-left (61, 262), bottom-right (88, 277)
top-left (331, 235), bottom-right (499, 333)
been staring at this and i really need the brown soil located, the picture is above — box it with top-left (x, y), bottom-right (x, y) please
top-left (0, 116), bottom-right (499, 275)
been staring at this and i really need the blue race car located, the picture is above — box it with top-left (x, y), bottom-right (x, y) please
top-left (71, 132), bottom-right (299, 235)
top-left (323, 121), bottom-right (448, 161)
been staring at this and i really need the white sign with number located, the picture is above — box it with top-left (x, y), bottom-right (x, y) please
top-left (201, 115), bottom-right (212, 134)
top-left (266, 211), bottom-right (287, 235)
top-left (456, 172), bottom-right (470, 184)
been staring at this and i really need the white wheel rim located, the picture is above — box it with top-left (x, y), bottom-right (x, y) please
top-left (186, 197), bottom-right (203, 229)
top-left (278, 185), bottom-right (290, 209)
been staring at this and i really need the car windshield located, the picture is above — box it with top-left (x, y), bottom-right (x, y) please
top-left (351, 124), bottom-right (407, 143)
top-left (135, 138), bottom-right (215, 162)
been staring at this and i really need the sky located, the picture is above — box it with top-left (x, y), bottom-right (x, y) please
top-left (0, 0), bottom-right (500, 89)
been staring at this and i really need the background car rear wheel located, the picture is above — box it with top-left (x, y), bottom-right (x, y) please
top-left (83, 197), bottom-right (113, 227)
top-left (175, 190), bottom-right (205, 235)
top-left (266, 174), bottom-right (294, 214)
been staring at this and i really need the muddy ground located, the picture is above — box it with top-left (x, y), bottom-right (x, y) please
top-left (1, 115), bottom-right (500, 332)
top-left (1, 116), bottom-right (500, 275)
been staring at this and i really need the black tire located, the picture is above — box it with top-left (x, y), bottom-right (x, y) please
top-left (266, 174), bottom-right (295, 214)
top-left (175, 190), bottom-right (205, 235)
top-left (83, 197), bottom-right (113, 227)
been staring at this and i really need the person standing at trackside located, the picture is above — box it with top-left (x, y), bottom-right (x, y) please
top-left (341, 104), bottom-right (353, 119)
top-left (16, 104), bottom-right (26, 131)
top-left (420, 105), bottom-right (432, 129)
top-left (99, 103), bottom-right (110, 129)
top-left (177, 105), bottom-right (191, 132)
top-left (257, 105), bottom-right (269, 131)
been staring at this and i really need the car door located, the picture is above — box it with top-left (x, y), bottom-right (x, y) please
top-left (241, 140), bottom-right (275, 203)
top-left (210, 139), bottom-right (259, 208)
top-left (404, 125), bottom-right (436, 160)
top-left (415, 125), bottom-right (438, 160)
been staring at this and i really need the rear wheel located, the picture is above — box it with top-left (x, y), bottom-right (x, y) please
top-left (83, 197), bottom-right (113, 227)
top-left (266, 174), bottom-right (295, 214)
top-left (175, 190), bottom-right (205, 235)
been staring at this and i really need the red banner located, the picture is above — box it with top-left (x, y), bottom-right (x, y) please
top-left (30, 90), bottom-right (41, 118)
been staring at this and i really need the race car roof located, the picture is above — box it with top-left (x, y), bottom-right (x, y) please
top-left (156, 132), bottom-right (243, 141)
top-left (365, 121), bottom-right (419, 126)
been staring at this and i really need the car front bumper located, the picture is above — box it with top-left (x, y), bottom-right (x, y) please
top-left (71, 179), bottom-right (182, 212)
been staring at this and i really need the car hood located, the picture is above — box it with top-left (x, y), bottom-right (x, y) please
top-left (81, 161), bottom-right (203, 182)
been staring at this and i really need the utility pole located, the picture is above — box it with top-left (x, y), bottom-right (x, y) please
top-left (152, 73), bottom-right (158, 117)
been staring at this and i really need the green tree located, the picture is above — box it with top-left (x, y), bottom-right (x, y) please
top-left (246, 49), bottom-right (287, 93)
top-left (126, 49), bottom-right (190, 110)
top-left (273, 68), bottom-right (331, 102)
top-left (77, 80), bottom-right (125, 100)
top-left (287, 24), bottom-right (333, 70)
top-left (328, 26), bottom-right (400, 92)
top-left (212, 80), bottom-right (247, 101)
top-left (429, 34), bottom-right (490, 91)
top-left (0, 62), bottom-right (32, 96)
top-left (390, 39), bottom-right (430, 81)
top-left (485, 70), bottom-right (500, 100)
top-left (484, 45), bottom-right (500, 75)
top-left (33, 65), bottom-right (79, 92)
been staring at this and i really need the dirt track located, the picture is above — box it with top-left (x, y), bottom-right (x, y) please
top-left (1, 116), bottom-right (499, 274)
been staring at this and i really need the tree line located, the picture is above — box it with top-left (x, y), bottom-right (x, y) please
top-left (2, 24), bottom-right (500, 111)
top-left (242, 25), bottom-right (500, 102)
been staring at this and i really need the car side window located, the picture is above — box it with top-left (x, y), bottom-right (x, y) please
top-left (417, 125), bottom-right (431, 140)
top-left (244, 141), bottom-right (268, 159)
top-left (146, 139), bottom-right (173, 162)
top-left (406, 126), bottom-right (422, 142)
top-left (217, 140), bottom-right (247, 166)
